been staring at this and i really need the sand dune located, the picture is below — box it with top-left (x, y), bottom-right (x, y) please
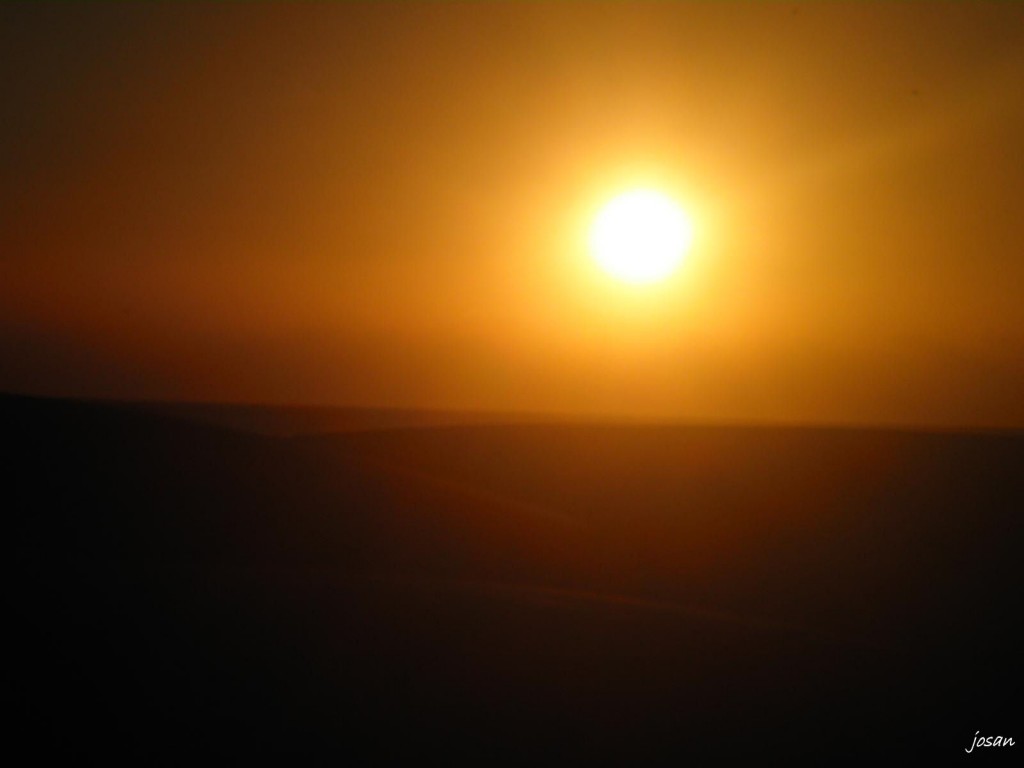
top-left (8, 395), bottom-right (1021, 761)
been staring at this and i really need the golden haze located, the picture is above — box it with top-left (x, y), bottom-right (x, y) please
top-left (1, 3), bottom-right (1023, 427)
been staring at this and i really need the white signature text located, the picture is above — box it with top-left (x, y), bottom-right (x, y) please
top-left (966, 731), bottom-right (1015, 753)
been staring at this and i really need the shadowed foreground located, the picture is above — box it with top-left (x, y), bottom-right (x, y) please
top-left (8, 396), bottom-right (1022, 762)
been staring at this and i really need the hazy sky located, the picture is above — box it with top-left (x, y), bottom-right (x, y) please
top-left (2, 2), bottom-right (1023, 427)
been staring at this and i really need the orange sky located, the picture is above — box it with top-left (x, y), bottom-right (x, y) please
top-left (2, 2), bottom-right (1023, 427)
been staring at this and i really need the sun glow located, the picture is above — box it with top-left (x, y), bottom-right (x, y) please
top-left (590, 190), bottom-right (694, 284)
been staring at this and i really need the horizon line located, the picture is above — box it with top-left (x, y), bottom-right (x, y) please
top-left (3, 390), bottom-right (1022, 437)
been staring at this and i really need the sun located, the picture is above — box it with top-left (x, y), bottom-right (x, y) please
top-left (589, 189), bottom-right (694, 284)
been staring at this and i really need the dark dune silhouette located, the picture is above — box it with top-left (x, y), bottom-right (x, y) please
top-left (127, 400), bottom-right (563, 436)
top-left (8, 394), bottom-right (1021, 762)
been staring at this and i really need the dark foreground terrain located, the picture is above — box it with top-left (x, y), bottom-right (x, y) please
top-left (8, 395), bottom-right (1021, 762)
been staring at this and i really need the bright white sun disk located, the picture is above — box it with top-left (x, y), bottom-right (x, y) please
top-left (590, 190), bottom-right (694, 284)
